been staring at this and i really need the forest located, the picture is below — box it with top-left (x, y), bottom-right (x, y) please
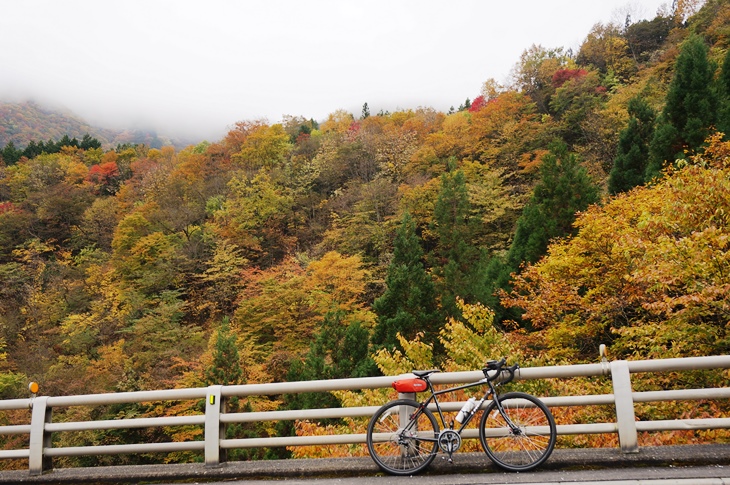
top-left (1, 0), bottom-right (729, 466)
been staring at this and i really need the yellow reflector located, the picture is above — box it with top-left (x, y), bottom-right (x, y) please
top-left (209, 395), bottom-right (215, 405)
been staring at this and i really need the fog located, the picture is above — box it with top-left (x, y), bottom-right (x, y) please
top-left (1, 0), bottom-right (668, 143)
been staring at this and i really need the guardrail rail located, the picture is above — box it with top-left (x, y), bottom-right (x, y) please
top-left (1, 353), bottom-right (729, 475)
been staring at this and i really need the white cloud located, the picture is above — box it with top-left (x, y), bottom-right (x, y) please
top-left (0, 0), bottom-right (669, 141)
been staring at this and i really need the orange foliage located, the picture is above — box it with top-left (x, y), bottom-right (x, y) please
top-left (289, 420), bottom-right (369, 459)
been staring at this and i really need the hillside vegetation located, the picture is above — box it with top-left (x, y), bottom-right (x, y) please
top-left (0, 100), bottom-right (184, 150)
top-left (1, 0), bottom-right (730, 465)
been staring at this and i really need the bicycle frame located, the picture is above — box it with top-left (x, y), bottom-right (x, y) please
top-left (410, 370), bottom-right (518, 439)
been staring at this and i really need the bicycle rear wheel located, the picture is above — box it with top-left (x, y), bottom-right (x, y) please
top-left (478, 391), bottom-right (556, 472)
top-left (366, 399), bottom-right (439, 476)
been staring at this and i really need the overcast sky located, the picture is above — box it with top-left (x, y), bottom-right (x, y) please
top-left (1, 0), bottom-right (669, 141)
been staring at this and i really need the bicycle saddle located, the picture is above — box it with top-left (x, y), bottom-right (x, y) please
top-left (412, 369), bottom-right (440, 378)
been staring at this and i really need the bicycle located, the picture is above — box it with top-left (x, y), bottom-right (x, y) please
top-left (366, 358), bottom-right (556, 475)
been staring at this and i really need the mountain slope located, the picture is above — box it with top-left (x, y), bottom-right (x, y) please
top-left (0, 100), bottom-right (183, 149)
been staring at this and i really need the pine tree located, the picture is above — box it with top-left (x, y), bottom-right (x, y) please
top-left (204, 317), bottom-right (242, 388)
top-left (483, 143), bottom-right (598, 328)
top-left (508, 142), bottom-right (599, 268)
top-left (22, 140), bottom-right (41, 159)
top-left (482, 254), bottom-right (516, 325)
top-left (287, 311), bottom-right (374, 410)
top-left (58, 135), bottom-right (72, 149)
top-left (609, 97), bottom-right (656, 194)
top-left (430, 164), bottom-right (488, 320)
top-left (458, 98), bottom-right (472, 112)
top-left (1, 141), bottom-right (22, 165)
top-left (46, 138), bottom-right (58, 154)
top-left (203, 317), bottom-right (269, 460)
top-left (717, 48), bottom-right (730, 137)
top-left (647, 34), bottom-right (716, 179)
top-left (372, 212), bottom-right (439, 351)
top-left (80, 134), bottom-right (102, 150)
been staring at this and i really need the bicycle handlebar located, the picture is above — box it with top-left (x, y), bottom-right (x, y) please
top-left (483, 358), bottom-right (519, 384)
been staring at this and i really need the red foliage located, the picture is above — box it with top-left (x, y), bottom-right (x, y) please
top-left (0, 201), bottom-right (18, 214)
top-left (348, 120), bottom-right (361, 134)
top-left (468, 95), bottom-right (487, 112)
top-left (552, 68), bottom-right (588, 88)
top-left (86, 161), bottom-right (119, 184)
top-left (129, 157), bottom-right (159, 178)
top-left (295, 132), bottom-right (311, 145)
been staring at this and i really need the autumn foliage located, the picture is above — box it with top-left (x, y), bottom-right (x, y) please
top-left (1, 1), bottom-right (730, 466)
top-left (504, 133), bottom-right (730, 363)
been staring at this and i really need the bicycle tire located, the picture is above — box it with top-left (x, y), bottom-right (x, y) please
top-left (366, 398), bottom-right (439, 475)
top-left (478, 391), bottom-right (556, 472)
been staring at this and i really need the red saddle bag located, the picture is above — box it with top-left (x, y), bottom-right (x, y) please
top-left (391, 378), bottom-right (427, 393)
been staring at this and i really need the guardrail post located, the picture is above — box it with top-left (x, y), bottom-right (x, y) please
top-left (397, 392), bottom-right (416, 456)
top-left (205, 385), bottom-right (225, 467)
top-left (29, 396), bottom-right (52, 475)
top-left (610, 360), bottom-right (639, 453)
top-left (397, 392), bottom-right (416, 429)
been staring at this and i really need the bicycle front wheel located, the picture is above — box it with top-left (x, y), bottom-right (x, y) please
top-left (479, 392), bottom-right (556, 472)
top-left (366, 398), bottom-right (439, 476)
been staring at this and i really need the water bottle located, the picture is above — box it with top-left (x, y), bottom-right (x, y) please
top-left (455, 397), bottom-right (477, 423)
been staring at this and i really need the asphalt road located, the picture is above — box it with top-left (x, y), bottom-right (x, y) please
top-left (1, 444), bottom-right (730, 484)
top-left (201, 468), bottom-right (730, 485)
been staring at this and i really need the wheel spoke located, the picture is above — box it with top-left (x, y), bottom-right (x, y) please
top-left (367, 399), bottom-right (439, 476)
top-left (479, 392), bottom-right (556, 472)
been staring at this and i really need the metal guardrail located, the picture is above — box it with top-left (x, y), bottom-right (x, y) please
top-left (1, 354), bottom-right (729, 475)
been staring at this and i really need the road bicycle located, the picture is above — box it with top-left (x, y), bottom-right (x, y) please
top-left (366, 358), bottom-right (556, 475)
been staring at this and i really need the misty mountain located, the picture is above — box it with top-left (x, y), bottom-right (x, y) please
top-left (0, 100), bottom-right (194, 150)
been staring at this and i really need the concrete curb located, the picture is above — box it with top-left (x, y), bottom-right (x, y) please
top-left (1, 444), bottom-right (729, 483)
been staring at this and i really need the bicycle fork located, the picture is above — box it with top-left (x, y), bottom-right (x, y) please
top-left (490, 395), bottom-right (522, 435)
top-left (483, 380), bottom-right (523, 436)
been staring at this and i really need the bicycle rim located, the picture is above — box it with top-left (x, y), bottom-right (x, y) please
top-left (366, 399), bottom-right (439, 476)
top-left (479, 392), bottom-right (556, 472)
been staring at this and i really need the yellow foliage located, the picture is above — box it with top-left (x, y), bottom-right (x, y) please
top-left (63, 160), bottom-right (89, 185)
top-left (320, 110), bottom-right (355, 134)
top-left (425, 111), bottom-right (471, 159)
top-left (505, 134), bottom-right (730, 363)
top-left (440, 299), bottom-right (520, 372)
top-left (232, 123), bottom-right (290, 170)
top-left (305, 251), bottom-right (372, 319)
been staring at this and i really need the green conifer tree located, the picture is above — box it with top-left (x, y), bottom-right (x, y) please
top-left (430, 164), bottom-right (488, 320)
top-left (609, 97), bottom-right (656, 194)
top-left (22, 140), bottom-right (41, 159)
top-left (287, 311), bottom-right (374, 410)
top-left (484, 143), bottom-right (598, 327)
top-left (203, 317), bottom-right (242, 388)
top-left (717, 48), bottom-right (730, 137)
top-left (1, 141), bottom-right (22, 165)
top-left (372, 212), bottom-right (439, 351)
top-left (647, 34), bottom-right (716, 179)
top-left (508, 142), bottom-right (599, 268)
top-left (80, 134), bottom-right (102, 150)
top-left (203, 317), bottom-right (269, 460)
